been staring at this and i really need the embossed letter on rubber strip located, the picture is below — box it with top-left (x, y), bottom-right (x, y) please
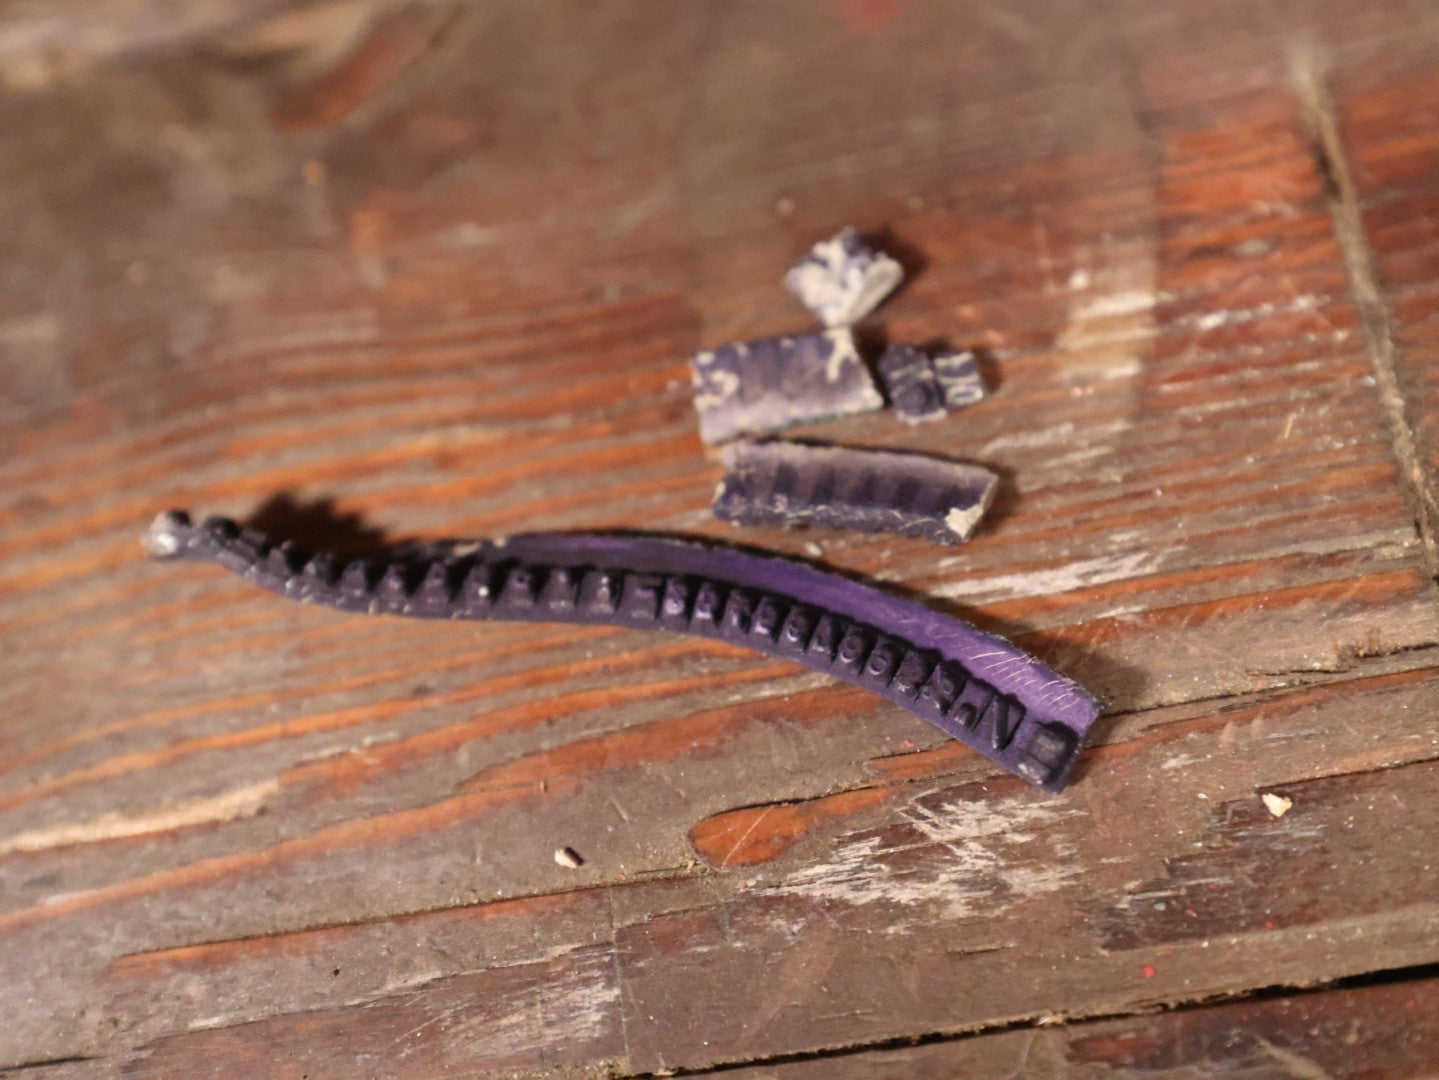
top-left (145, 512), bottom-right (1101, 791)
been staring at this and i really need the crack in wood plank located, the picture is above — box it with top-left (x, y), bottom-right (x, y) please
top-left (604, 960), bottom-right (1439, 1078)
top-left (1292, 48), bottom-right (1439, 582)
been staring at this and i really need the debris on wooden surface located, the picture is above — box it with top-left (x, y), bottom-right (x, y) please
top-left (785, 226), bottom-right (904, 327)
top-left (877, 344), bottom-right (988, 423)
top-left (689, 328), bottom-right (883, 444)
top-left (1261, 792), bottom-right (1294, 818)
top-left (553, 847), bottom-right (583, 868)
top-left (712, 440), bottom-right (998, 545)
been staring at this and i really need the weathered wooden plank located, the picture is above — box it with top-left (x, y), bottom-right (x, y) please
top-left (88, 666), bottom-right (1439, 1073)
top-left (0, 1063), bottom-right (100, 1080)
top-left (0, 0), bottom-right (1438, 1074)
top-left (607, 722), bottom-right (1439, 1071)
top-left (723, 975), bottom-right (1439, 1079)
top-left (1341, 62), bottom-right (1439, 566)
top-left (124, 943), bottom-right (629, 1079)
top-left (0, 0), bottom-right (293, 70)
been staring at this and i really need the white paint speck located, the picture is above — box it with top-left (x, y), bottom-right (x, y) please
top-left (0, 778), bottom-right (280, 856)
top-left (1261, 793), bottom-right (1293, 818)
top-left (930, 550), bottom-right (1161, 602)
top-left (770, 796), bottom-right (1081, 925)
top-left (823, 327), bottom-right (862, 383)
top-left (1072, 289), bottom-right (1156, 320)
top-left (943, 504), bottom-right (985, 542)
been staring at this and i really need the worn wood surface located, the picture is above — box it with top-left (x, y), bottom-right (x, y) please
top-left (1, 1), bottom-right (1438, 1076)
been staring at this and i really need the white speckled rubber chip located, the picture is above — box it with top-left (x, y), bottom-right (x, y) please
top-left (689, 328), bottom-right (883, 445)
top-left (786, 227), bottom-right (904, 327)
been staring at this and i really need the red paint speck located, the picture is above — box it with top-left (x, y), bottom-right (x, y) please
top-left (1184, 908), bottom-right (1197, 917)
top-left (901, 739), bottom-right (915, 750)
top-left (1142, 965), bottom-right (1156, 978)
top-left (839, 0), bottom-right (908, 34)
top-left (1264, 920), bottom-right (1275, 930)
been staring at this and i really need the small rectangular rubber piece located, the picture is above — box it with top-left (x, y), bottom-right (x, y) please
top-left (713, 440), bottom-right (999, 544)
top-left (690, 328), bottom-right (884, 445)
top-left (878, 344), bottom-right (987, 424)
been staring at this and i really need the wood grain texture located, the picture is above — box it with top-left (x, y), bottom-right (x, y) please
top-left (1, 0), bottom-right (1438, 1075)
top-left (723, 975), bottom-right (1439, 1079)
top-left (1341, 60), bottom-right (1439, 570)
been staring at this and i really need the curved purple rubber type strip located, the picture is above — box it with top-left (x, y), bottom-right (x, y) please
top-left (144, 511), bottom-right (1101, 791)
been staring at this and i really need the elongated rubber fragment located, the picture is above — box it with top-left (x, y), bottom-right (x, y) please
top-left (713, 440), bottom-right (998, 544)
top-left (144, 511), bottom-right (1100, 791)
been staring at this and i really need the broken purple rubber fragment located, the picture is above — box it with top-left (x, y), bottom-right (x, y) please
top-left (713, 440), bottom-right (998, 545)
top-left (143, 510), bottom-right (1101, 790)
top-left (878, 344), bottom-right (946, 423)
top-left (690, 328), bottom-right (883, 445)
top-left (786, 227), bottom-right (904, 327)
top-left (878, 344), bottom-right (988, 424)
top-left (932, 350), bottom-right (986, 409)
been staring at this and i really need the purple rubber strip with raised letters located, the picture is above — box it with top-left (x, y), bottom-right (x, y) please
top-left (144, 511), bottom-right (1101, 790)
